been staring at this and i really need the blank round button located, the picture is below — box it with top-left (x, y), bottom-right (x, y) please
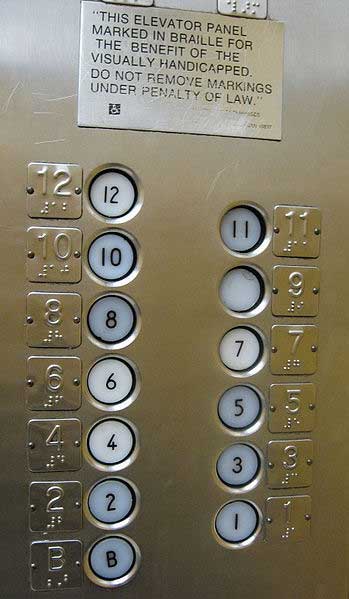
top-left (215, 501), bottom-right (260, 545)
top-left (87, 478), bottom-right (137, 526)
top-left (87, 419), bottom-right (137, 467)
top-left (88, 295), bottom-right (137, 345)
top-left (220, 327), bottom-right (263, 372)
top-left (217, 444), bottom-right (261, 488)
top-left (88, 233), bottom-right (137, 282)
top-left (218, 386), bottom-right (262, 431)
top-left (88, 358), bottom-right (136, 407)
top-left (220, 267), bottom-right (264, 313)
top-left (89, 170), bottom-right (138, 219)
top-left (86, 536), bottom-right (140, 586)
top-left (221, 206), bottom-right (265, 253)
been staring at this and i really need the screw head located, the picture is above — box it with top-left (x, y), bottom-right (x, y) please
top-left (31, 563), bottom-right (37, 570)
top-left (313, 287), bottom-right (320, 295)
top-left (268, 462), bottom-right (275, 469)
top-left (311, 345), bottom-right (318, 353)
top-left (306, 458), bottom-right (313, 466)
top-left (314, 228), bottom-right (321, 236)
top-left (30, 504), bottom-right (36, 512)
top-left (272, 288), bottom-right (279, 295)
top-left (27, 251), bottom-right (35, 259)
top-left (271, 346), bottom-right (278, 354)
top-left (75, 561), bottom-right (81, 568)
top-left (273, 226), bottom-right (280, 234)
top-left (28, 441), bottom-right (35, 449)
top-left (266, 517), bottom-right (273, 524)
top-left (73, 250), bottom-right (81, 258)
top-left (74, 440), bottom-right (81, 447)
top-left (26, 316), bottom-right (33, 324)
top-left (270, 405), bottom-right (276, 413)
top-left (74, 187), bottom-right (82, 195)
top-left (74, 501), bottom-right (81, 509)
top-left (26, 186), bottom-right (34, 195)
top-left (309, 403), bottom-right (316, 411)
top-left (73, 316), bottom-right (80, 324)
top-left (305, 514), bottom-right (312, 521)
top-left (73, 378), bottom-right (80, 387)
top-left (27, 379), bottom-right (34, 387)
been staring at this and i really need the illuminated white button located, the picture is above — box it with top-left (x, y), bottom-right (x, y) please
top-left (215, 501), bottom-right (260, 544)
top-left (221, 206), bottom-right (265, 253)
top-left (88, 358), bottom-right (136, 407)
top-left (88, 233), bottom-right (137, 282)
top-left (87, 536), bottom-right (139, 583)
top-left (87, 419), bottom-right (136, 466)
top-left (218, 386), bottom-right (262, 431)
top-left (217, 444), bottom-right (261, 488)
top-left (88, 295), bottom-right (137, 345)
top-left (89, 170), bottom-right (138, 219)
top-left (88, 478), bottom-right (136, 525)
top-left (219, 267), bottom-right (264, 313)
top-left (220, 327), bottom-right (263, 372)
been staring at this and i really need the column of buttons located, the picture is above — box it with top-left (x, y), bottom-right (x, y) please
top-left (215, 204), bottom-right (268, 548)
top-left (26, 163), bottom-right (84, 591)
top-left (84, 167), bottom-right (142, 588)
top-left (265, 206), bottom-right (321, 543)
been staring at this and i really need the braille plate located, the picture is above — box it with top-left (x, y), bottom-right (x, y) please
top-left (270, 325), bottom-right (318, 375)
top-left (273, 206), bottom-right (321, 258)
top-left (265, 495), bottom-right (311, 542)
top-left (27, 419), bottom-right (82, 473)
top-left (27, 163), bottom-right (82, 219)
top-left (26, 292), bottom-right (82, 349)
top-left (29, 481), bottom-right (82, 532)
top-left (26, 356), bottom-right (82, 411)
top-left (269, 383), bottom-right (316, 433)
top-left (218, 0), bottom-right (267, 19)
top-left (26, 227), bottom-right (82, 283)
top-left (30, 540), bottom-right (82, 591)
top-left (267, 439), bottom-right (313, 489)
top-left (272, 266), bottom-right (320, 317)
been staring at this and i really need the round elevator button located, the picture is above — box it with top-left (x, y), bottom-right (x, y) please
top-left (219, 267), bottom-right (264, 313)
top-left (215, 501), bottom-right (260, 545)
top-left (219, 327), bottom-right (263, 372)
top-left (87, 357), bottom-right (137, 408)
top-left (85, 535), bottom-right (140, 587)
top-left (221, 206), bottom-right (265, 254)
top-left (87, 295), bottom-right (138, 345)
top-left (87, 478), bottom-right (137, 527)
top-left (86, 418), bottom-right (137, 469)
top-left (216, 443), bottom-right (261, 488)
top-left (218, 386), bottom-right (262, 431)
top-left (88, 233), bottom-right (137, 282)
top-left (89, 169), bottom-right (138, 219)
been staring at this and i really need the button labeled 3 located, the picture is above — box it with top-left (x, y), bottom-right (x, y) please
top-left (272, 266), bottom-right (320, 316)
top-left (30, 540), bottom-right (82, 591)
top-left (29, 481), bottom-right (82, 532)
top-left (266, 495), bottom-right (311, 542)
top-left (26, 292), bottom-right (81, 348)
top-left (27, 162), bottom-right (82, 219)
top-left (27, 419), bottom-right (81, 473)
top-left (270, 325), bottom-right (318, 375)
top-left (267, 439), bottom-right (313, 489)
top-left (269, 383), bottom-right (316, 433)
top-left (26, 356), bottom-right (81, 411)
top-left (26, 227), bottom-right (82, 283)
top-left (273, 205), bottom-right (321, 258)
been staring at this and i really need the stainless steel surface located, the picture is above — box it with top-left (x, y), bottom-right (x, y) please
top-left (0, 0), bottom-right (349, 597)
top-left (78, 3), bottom-right (284, 139)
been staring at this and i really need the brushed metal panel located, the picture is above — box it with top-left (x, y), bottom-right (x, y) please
top-left (0, 0), bottom-right (349, 598)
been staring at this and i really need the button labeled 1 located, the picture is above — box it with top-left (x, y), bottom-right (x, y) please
top-left (84, 536), bottom-right (141, 588)
top-left (86, 418), bottom-right (138, 470)
top-left (220, 327), bottom-right (264, 373)
top-left (215, 501), bottom-right (261, 546)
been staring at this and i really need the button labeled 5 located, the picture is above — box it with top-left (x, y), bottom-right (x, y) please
top-left (27, 227), bottom-right (82, 283)
top-left (272, 266), bottom-right (320, 316)
top-left (267, 439), bottom-right (313, 489)
top-left (270, 325), bottom-right (318, 375)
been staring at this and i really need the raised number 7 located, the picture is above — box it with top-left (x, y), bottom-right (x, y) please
top-left (288, 329), bottom-right (304, 355)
